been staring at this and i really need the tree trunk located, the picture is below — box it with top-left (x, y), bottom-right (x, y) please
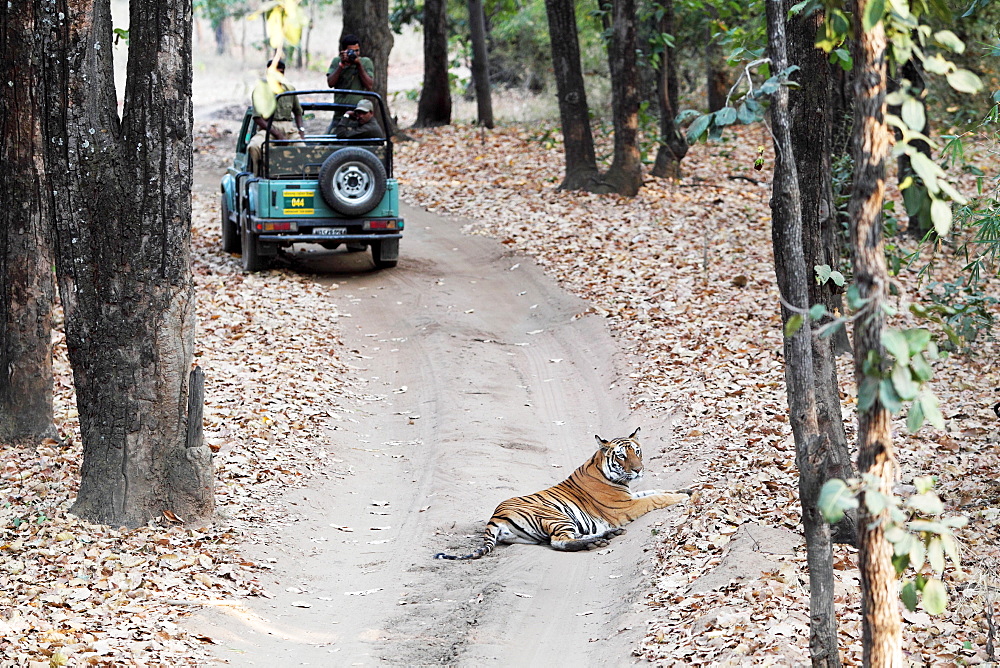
top-left (467, 0), bottom-right (494, 128)
top-left (0, 1), bottom-right (57, 445)
top-left (705, 22), bottom-right (728, 112)
top-left (765, 2), bottom-right (842, 665)
top-left (650, 0), bottom-right (688, 179)
top-left (342, 0), bottom-right (401, 136)
top-left (848, 5), bottom-right (903, 665)
top-left (786, 0), bottom-right (857, 547)
top-left (543, 0), bottom-right (600, 190)
top-left (598, 0), bottom-right (642, 196)
top-left (415, 0), bottom-right (452, 127)
top-left (40, 0), bottom-right (213, 527)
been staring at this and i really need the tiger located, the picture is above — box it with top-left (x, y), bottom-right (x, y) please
top-left (434, 427), bottom-right (689, 560)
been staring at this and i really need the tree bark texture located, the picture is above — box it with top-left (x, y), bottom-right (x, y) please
top-left (705, 21), bottom-right (729, 112)
top-left (650, 0), bottom-right (688, 179)
top-left (543, 0), bottom-right (599, 190)
top-left (848, 7), bottom-right (903, 666)
top-left (467, 0), bottom-right (494, 129)
top-left (786, 0), bottom-right (857, 547)
top-left (415, 0), bottom-right (452, 127)
top-left (342, 0), bottom-right (400, 136)
top-left (765, 3), bottom-right (841, 665)
top-left (0, 2), bottom-right (57, 444)
top-left (40, 0), bottom-right (213, 527)
top-left (600, 0), bottom-right (642, 196)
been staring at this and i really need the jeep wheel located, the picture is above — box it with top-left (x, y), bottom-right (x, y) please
top-left (318, 147), bottom-right (387, 216)
top-left (371, 238), bottom-right (399, 269)
top-left (240, 205), bottom-right (268, 273)
top-left (221, 193), bottom-right (241, 253)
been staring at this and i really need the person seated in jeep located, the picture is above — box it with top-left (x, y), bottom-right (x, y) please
top-left (332, 99), bottom-right (383, 140)
top-left (247, 59), bottom-right (305, 176)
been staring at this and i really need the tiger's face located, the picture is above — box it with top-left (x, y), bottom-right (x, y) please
top-left (595, 427), bottom-right (644, 485)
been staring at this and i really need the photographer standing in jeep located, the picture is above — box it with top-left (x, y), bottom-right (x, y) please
top-left (326, 34), bottom-right (375, 108)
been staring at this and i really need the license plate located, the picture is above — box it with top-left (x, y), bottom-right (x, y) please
top-left (314, 227), bottom-right (347, 236)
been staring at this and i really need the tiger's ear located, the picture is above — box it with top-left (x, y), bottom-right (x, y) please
top-left (595, 434), bottom-right (611, 451)
top-left (629, 426), bottom-right (641, 440)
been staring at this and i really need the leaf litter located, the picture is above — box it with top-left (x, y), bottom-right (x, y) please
top-left (1, 118), bottom-right (997, 666)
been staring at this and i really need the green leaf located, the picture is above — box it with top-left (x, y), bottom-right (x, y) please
top-left (818, 479), bottom-right (858, 524)
top-left (910, 353), bottom-right (933, 382)
top-left (903, 328), bottom-right (931, 355)
top-left (809, 304), bottom-right (827, 320)
top-left (858, 376), bottom-right (879, 412)
top-left (907, 492), bottom-right (944, 515)
top-left (941, 533), bottom-right (962, 569)
top-left (880, 378), bottom-right (903, 414)
top-left (930, 197), bottom-right (953, 236)
top-left (913, 476), bottom-right (936, 494)
top-left (884, 524), bottom-right (907, 544)
top-left (901, 579), bottom-right (919, 611)
top-left (906, 399), bottom-right (925, 433)
top-left (933, 30), bottom-right (965, 54)
top-left (921, 577), bottom-right (947, 614)
top-left (892, 552), bottom-right (911, 575)
top-left (785, 314), bottom-right (804, 337)
top-left (927, 537), bottom-right (946, 573)
top-left (946, 69), bottom-right (984, 94)
top-left (736, 103), bottom-right (757, 124)
top-left (865, 489), bottom-right (890, 515)
top-left (882, 329), bottom-right (910, 363)
top-left (910, 152), bottom-right (942, 192)
top-left (686, 114), bottom-right (712, 144)
top-left (910, 536), bottom-right (926, 571)
top-left (715, 106), bottom-right (738, 126)
top-left (918, 392), bottom-right (945, 429)
top-left (901, 98), bottom-right (926, 132)
top-left (829, 270), bottom-right (845, 286)
top-left (862, 0), bottom-right (886, 31)
top-left (815, 264), bottom-right (832, 285)
top-left (892, 363), bottom-right (919, 401)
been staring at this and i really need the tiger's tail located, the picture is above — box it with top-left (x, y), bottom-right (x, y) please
top-left (434, 523), bottom-right (500, 560)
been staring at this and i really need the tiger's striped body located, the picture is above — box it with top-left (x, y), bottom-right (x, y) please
top-left (434, 428), bottom-right (689, 560)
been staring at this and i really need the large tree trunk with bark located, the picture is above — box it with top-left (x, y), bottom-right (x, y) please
top-left (650, 0), bottom-right (688, 179)
top-left (765, 2), bottom-right (842, 664)
top-left (0, 2), bottom-right (57, 444)
top-left (415, 0), bottom-right (452, 127)
top-left (848, 5), bottom-right (903, 665)
top-left (543, 0), bottom-right (599, 190)
top-left (467, 0), bottom-right (494, 128)
top-left (786, 0), bottom-right (857, 547)
top-left (40, 0), bottom-right (213, 527)
top-left (342, 0), bottom-right (400, 136)
top-left (599, 0), bottom-right (642, 196)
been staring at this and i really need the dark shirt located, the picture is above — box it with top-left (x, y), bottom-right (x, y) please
top-left (333, 116), bottom-right (382, 140)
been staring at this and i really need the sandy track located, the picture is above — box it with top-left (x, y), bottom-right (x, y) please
top-left (186, 196), bottom-right (695, 665)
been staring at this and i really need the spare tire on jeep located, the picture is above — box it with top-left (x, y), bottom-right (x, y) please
top-left (318, 147), bottom-right (388, 216)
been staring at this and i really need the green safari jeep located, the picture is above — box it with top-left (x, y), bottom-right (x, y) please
top-left (220, 90), bottom-right (403, 272)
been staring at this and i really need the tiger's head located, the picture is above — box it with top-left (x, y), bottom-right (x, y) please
top-left (595, 427), bottom-right (644, 485)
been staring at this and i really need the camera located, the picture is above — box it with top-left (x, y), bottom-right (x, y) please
top-left (345, 48), bottom-right (358, 62)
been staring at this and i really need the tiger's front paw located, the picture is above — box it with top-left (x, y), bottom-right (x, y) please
top-left (586, 539), bottom-right (610, 550)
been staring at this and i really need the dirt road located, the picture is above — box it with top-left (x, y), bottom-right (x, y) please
top-left (185, 185), bottom-right (697, 664)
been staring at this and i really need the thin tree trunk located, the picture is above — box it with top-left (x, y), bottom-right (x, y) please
top-left (787, 0), bottom-right (857, 547)
top-left (848, 4), bottom-right (903, 665)
top-left (765, 2), bottom-right (841, 664)
top-left (705, 20), bottom-right (728, 112)
top-left (650, 0), bottom-right (688, 179)
top-left (467, 0), bottom-right (494, 128)
top-left (0, 1), bottom-right (57, 445)
top-left (41, 0), bottom-right (212, 527)
top-left (599, 0), bottom-right (642, 196)
top-left (543, 0), bottom-right (600, 190)
top-left (415, 0), bottom-right (452, 127)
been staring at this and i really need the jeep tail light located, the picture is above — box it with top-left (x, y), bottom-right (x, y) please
top-left (260, 222), bottom-right (295, 232)
top-left (366, 220), bottom-right (397, 230)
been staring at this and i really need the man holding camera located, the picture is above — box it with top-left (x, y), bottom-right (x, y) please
top-left (326, 34), bottom-right (374, 108)
top-left (332, 99), bottom-right (383, 140)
